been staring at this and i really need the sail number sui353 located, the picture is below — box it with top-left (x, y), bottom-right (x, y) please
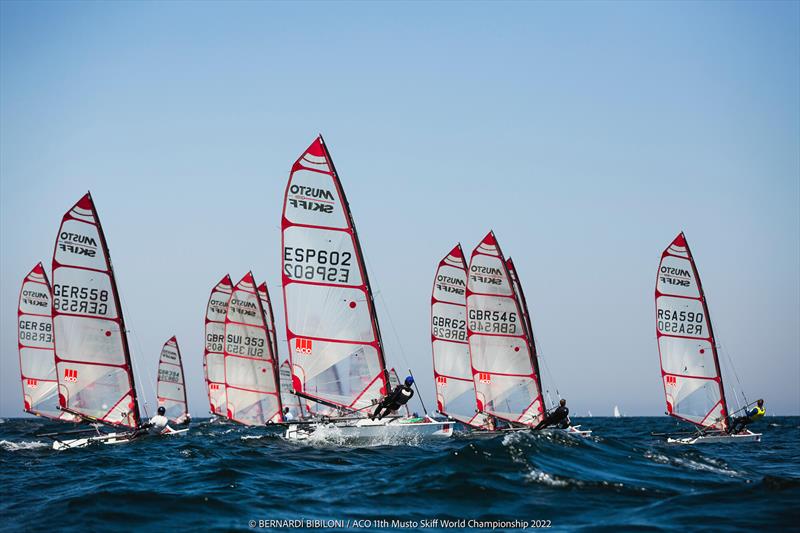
top-left (227, 334), bottom-right (266, 358)
top-left (284, 247), bottom-right (352, 283)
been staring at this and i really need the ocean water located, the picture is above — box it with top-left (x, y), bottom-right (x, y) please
top-left (0, 416), bottom-right (798, 532)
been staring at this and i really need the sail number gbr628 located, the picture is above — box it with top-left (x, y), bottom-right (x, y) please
top-left (284, 247), bottom-right (353, 284)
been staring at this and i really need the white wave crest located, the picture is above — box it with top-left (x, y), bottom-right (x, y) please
top-left (0, 439), bottom-right (48, 451)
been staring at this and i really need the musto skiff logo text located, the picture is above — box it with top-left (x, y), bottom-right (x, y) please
top-left (288, 185), bottom-right (335, 213)
top-left (470, 265), bottom-right (503, 286)
top-left (58, 232), bottom-right (98, 257)
top-left (435, 274), bottom-right (465, 296)
top-left (659, 266), bottom-right (692, 288)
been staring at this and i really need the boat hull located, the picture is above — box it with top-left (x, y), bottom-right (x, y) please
top-left (52, 431), bottom-right (137, 450)
top-left (464, 425), bottom-right (592, 438)
top-left (667, 429), bottom-right (762, 445)
top-left (285, 417), bottom-right (454, 443)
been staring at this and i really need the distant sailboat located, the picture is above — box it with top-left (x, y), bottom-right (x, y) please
top-left (156, 336), bottom-right (189, 424)
top-left (613, 405), bottom-right (622, 418)
top-left (204, 275), bottom-right (232, 419)
top-left (655, 232), bottom-right (760, 444)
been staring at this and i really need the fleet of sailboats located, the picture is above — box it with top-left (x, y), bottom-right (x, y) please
top-left (12, 139), bottom-right (765, 449)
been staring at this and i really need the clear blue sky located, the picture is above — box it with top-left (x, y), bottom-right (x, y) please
top-left (2, 1), bottom-right (798, 417)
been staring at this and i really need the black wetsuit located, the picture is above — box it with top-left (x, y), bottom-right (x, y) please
top-left (371, 385), bottom-right (414, 420)
top-left (534, 405), bottom-right (569, 430)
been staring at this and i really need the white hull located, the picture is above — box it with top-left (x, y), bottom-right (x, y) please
top-left (51, 427), bottom-right (189, 450)
top-left (285, 416), bottom-right (454, 443)
top-left (465, 425), bottom-right (592, 438)
top-left (667, 429), bottom-right (761, 445)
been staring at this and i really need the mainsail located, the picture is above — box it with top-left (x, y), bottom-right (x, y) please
top-left (51, 192), bottom-right (140, 429)
top-left (466, 231), bottom-right (544, 426)
top-left (204, 275), bottom-right (232, 417)
top-left (281, 136), bottom-right (388, 412)
top-left (431, 244), bottom-right (487, 428)
top-left (224, 272), bottom-right (282, 425)
top-left (505, 257), bottom-right (545, 404)
top-left (156, 336), bottom-right (188, 423)
top-left (655, 232), bottom-right (728, 431)
top-left (17, 263), bottom-right (76, 421)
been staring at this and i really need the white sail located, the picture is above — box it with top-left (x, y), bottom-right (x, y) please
top-left (656, 232), bottom-right (728, 431)
top-left (156, 336), bottom-right (188, 423)
top-left (204, 275), bottom-right (232, 417)
top-left (17, 263), bottom-right (77, 421)
top-left (431, 244), bottom-right (488, 428)
top-left (613, 405), bottom-right (622, 418)
top-left (224, 272), bottom-right (282, 425)
top-left (281, 136), bottom-right (388, 413)
top-left (52, 192), bottom-right (140, 428)
top-left (466, 231), bottom-right (544, 426)
top-left (257, 282), bottom-right (279, 362)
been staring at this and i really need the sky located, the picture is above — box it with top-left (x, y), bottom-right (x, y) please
top-left (1, 1), bottom-right (798, 418)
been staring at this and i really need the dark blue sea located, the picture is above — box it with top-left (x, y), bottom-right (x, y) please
top-left (1, 417), bottom-right (798, 532)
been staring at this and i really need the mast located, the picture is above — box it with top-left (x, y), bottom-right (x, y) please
top-left (257, 282), bottom-right (279, 361)
top-left (655, 232), bottom-right (728, 431)
top-left (506, 258), bottom-right (544, 399)
top-left (281, 136), bottom-right (388, 413)
top-left (466, 231), bottom-right (544, 427)
top-left (317, 136), bottom-right (389, 381)
top-left (52, 192), bottom-right (141, 429)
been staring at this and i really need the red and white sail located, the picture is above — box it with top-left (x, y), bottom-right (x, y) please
top-left (279, 359), bottom-right (306, 419)
top-left (506, 257), bottom-right (545, 400)
top-left (17, 263), bottom-right (77, 421)
top-left (224, 272), bottom-right (282, 425)
top-left (431, 245), bottom-right (487, 428)
top-left (656, 232), bottom-right (728, 431)
top-left (51, 192), bottom-right (140, 429)
top-left (466, 231), bottom-right (544, 426)
top-left (156, 336), bottom-right (188, 423)
top-left (281, 136), bottom-right (388, 413)
top-left (257, 282), bottom-right (280, 366)
top-left (204, 275), bottom-right (232, 417)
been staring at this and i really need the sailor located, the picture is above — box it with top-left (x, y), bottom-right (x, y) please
top-left (140, 406), bottom-right (173, 435)
top-left (534, 399), bottom-right (570, 430)
top-left (370, 375), bottom-right (415, 420)
top-left (282, 406), bottom-right (294, 422)
top-left (175, 412), bottom-right (192, 425)
top-left (729, 399), bottom-right (765, 434)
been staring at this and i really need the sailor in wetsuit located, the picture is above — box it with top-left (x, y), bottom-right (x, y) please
top-left (139, 406), bottom-right (173, 435)
top-left (534, 399), bottom-right (570, 430)
top-left (282, 406), bottom-right (294, 422)
top-left (370, 376), bottom-right (415, 420)
top-left (728, 399), bottom-right (766, 434)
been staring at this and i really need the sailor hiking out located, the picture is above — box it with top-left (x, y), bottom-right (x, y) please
top-left (534, 399), bottom-right (570, 430)
top-left (140, 406), bottom-right (173, 435)
top-left (371, 376), bottom-right (415, 420)
top-left (729, 399), bottom-right (766, 434)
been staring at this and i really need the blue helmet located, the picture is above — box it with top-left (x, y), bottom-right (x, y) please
top-left (404, 376), bottom-right (414, 386)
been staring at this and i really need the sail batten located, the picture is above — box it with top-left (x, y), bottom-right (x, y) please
top-left (223, 272), bottom-right (282, 425)
top-left (431, 244), bottom-right (488, 428)
top-left (51, 193), bottom-right (140, 428)
top-left (281, 136), bottom-right (387, 413)
top-left (466, 232), bottom-right (544, 427)
top-left (204, 275), bottom-right (232, 417)
top-left (655, 232), bottom-right (728, 431)
top-left (156, 336), bottom-right (188, 423)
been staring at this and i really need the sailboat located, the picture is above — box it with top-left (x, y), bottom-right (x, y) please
top-left (223, 272), bottom-right (283, 425)
top-left (655, 232), bottom-right (760, 444)
top-left (613, 405), bottom-right (622, 418)
top-left (466, 231), bottom-right (589, 436)
top-left (46, 193), bottom-right (145, 450)
top-left (280, 136), bottom-right (451, 441)
top-left (17, 263), bottom-right (78, 422)
top-left (156, 336), bottom-right (191, 428)
top-left (431, 244), bottom-right (489, 429)
top-left (204, 275), bottom-right (232, 420)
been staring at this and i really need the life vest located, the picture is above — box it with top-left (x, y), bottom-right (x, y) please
top-left (749, 405), bottom-right (765, 421)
